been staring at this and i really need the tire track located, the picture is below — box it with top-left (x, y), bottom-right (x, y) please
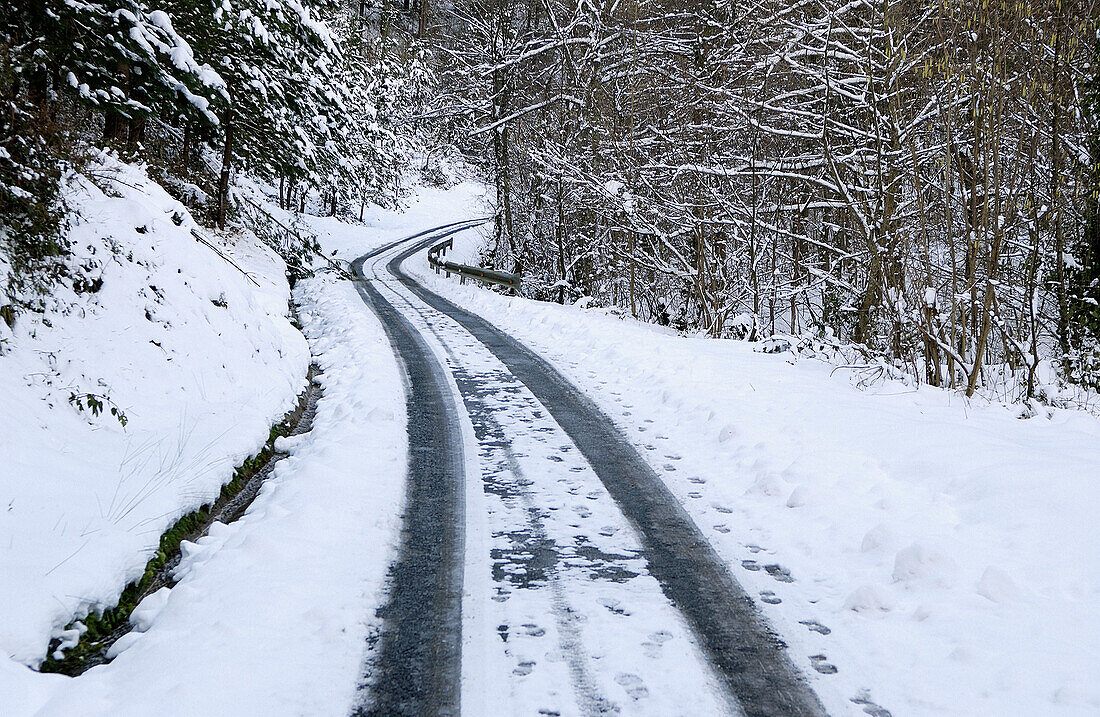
top-left (348, 224), bottom-right (478, 717)
top-left (376, 229), bottom-right (828, 717)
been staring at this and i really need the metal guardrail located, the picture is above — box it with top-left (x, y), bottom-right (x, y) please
top-left (427, 236), bottom-right (522, 293)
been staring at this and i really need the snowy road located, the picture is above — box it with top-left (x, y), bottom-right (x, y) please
top-left (350, 224), bottom-right (825, 717)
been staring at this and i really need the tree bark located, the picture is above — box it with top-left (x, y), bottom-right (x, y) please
top-left (217, 102), bottom-right (235, 230)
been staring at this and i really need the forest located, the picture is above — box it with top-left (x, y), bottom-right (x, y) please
top-left (3, 0), bottom-right (1099, 402)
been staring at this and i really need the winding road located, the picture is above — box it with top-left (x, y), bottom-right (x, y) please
top-left (350, 224), bottom-right (826, 717)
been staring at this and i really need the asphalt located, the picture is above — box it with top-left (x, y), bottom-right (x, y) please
top-left (350, 224), bottom-right (828, 717)
top-left (348, 224), bottom-right (477, 717)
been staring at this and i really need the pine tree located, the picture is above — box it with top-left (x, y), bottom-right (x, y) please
top-left (0, 0), bottom-right (223, 300)
top-left (157, 0), bottom-right (347, 225)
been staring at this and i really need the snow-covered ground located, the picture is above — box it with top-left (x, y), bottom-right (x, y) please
top-left (5, 173), bottom-right (1096, 715)
top-left (0, 155), bottom-right (308, 708)
top-left (25, 272), bottom-right (409, 715)
top-left (393, 219), bottom-right (1100, 716)
top-left (0, 173), bottom-right (488, 716)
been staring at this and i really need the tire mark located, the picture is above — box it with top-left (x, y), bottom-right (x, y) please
top-left (381, 231), bottom-right (827, 717)
top-left (348, 228), bottom-right (473, 716)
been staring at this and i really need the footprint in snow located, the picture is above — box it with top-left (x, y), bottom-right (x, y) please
top-left (615, 673), bottom-right (649, 700)
top-left (765, 564), bottom-right (795, 583)
top-left (810, 654), bottom-right (838, 674)
top-left (713, 525), bottom-right (731, 534)
top-left (851, 691), bottom-right (893, 717)
top-left (742, 559), bottom-right (762, 571)
top-left (642, 630), bottom-right (674, 658)
top-left (513, 659), bottom-right (536, 676)
top-left (601, 598), bottom-right (631, 616)
top-left (760, 591), bottom-right (782, 605)
top-left (521, 623), bottom-right (546, 637)
top-left (688, 476), bottom-right (706, 484)
top-left (800, 620), bottom-right (831, 635)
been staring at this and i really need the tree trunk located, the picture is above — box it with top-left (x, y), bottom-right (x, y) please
top-left (181, 122), bottom-right (192, 175)
top-left (217, 103), bottom-right (235, 230)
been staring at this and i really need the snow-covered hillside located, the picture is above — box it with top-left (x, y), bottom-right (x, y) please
top-left (0, 154), bottom-right (308, 703)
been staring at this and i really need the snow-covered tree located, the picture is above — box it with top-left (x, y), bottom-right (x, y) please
top-left (1, 0), bottom-right (224, 297)
top-left (435, 0), bottom-right (1100, 396)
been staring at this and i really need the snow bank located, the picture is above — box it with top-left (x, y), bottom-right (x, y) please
top-left (405, 221), bottom-right (1100, 716)
top-left (27, 273), bottom-right (408, 715)
top-left (0, 154), bottom-right (308, 703)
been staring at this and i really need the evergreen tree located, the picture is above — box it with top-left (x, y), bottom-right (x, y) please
top-left (156, 0), bottom-right (347, 225)
top-left (0, 0), bottom-right (223, 299)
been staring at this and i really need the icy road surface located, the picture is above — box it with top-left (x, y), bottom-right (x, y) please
top-left (349, 223), bottom-right (824, 716)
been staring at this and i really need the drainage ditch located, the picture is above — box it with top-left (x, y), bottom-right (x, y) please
top-left (38, 363), bottom-right (322, 676)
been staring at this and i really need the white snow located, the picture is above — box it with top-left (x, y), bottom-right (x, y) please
top-left (5, 173), bottom-right (1098, 715)
top-left (0, 172), bottom-right (463, 717)
top-left (398, 214), bottom-right (1100, 716)
top-left (0, 154), bottom-right (307, 708)
top-left (26, 273), bottom-right (409, 715)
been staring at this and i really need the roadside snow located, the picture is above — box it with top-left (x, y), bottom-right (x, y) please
top-left (7, 172), bottom-right (1094, 715)
top-left (0, 155), bottom-right (307, 706)
top-left (402, 221), bottom-right (1100, 716)
top-left (27, 273), bottom-right (408, 715)
top-left (300, 179), bottom-right (489, 260)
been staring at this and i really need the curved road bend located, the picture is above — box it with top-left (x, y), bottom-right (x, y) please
top-left (350, 223), bottom-right (827, 717)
